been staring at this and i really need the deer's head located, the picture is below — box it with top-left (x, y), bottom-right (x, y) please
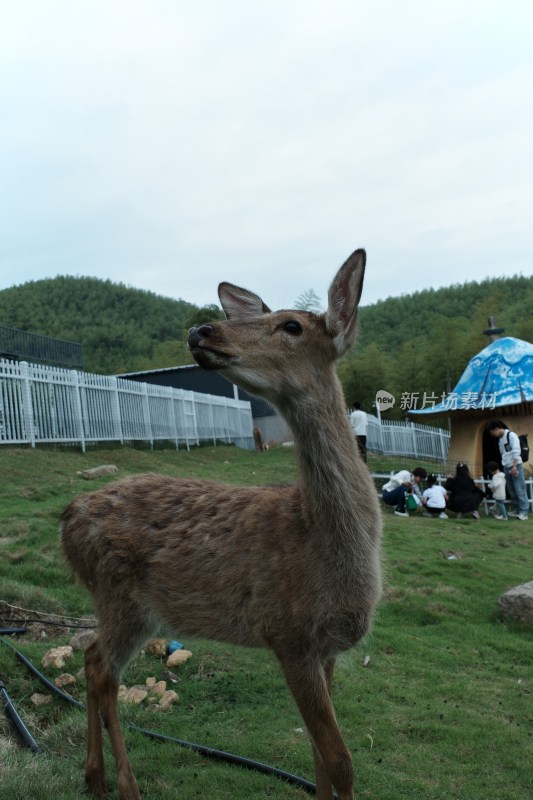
top-left (188, 248), bottom-right (366, 402)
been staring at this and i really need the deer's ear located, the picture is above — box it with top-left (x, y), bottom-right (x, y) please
top-left (325, 249), bottom-right (366, 355)
top-left (218, 282), bottom-right (272, 320)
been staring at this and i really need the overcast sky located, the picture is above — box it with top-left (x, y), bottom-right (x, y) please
top-left (1, 0), bottom-right (532, 313)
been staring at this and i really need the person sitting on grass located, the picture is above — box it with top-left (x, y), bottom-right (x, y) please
top-left (421, 474), bottom-right (449, 519)
top-left (486, 461), bottom-right (508, 520)
top-left (381, 467), bottom-right (427, 517)
top-left (444, 463), bottom-right (485, 519)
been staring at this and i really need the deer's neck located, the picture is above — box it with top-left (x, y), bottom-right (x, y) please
top-left (280, 371), bottom-right (370, 545)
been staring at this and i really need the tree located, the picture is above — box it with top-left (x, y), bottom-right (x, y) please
top-left (337, 343), bottom-right (393, 413)
top-left (184, 304), bottom-right (225, 330)
top-left (294, 289), bottom-right (323, 313)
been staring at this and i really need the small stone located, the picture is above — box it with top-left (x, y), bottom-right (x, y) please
top-left (42, 646), bottom-right (74, 669)
top-left (31, 693), bottom-right (52, 706)
top-left (157, 690), bottom-right (179, 710)
top-left (166, 649), bottom-right (193, 668)
top-left (149, 680), bottom-right (167, 698)
top-left (69, 630), bottom-right (97, 651)
top-left (81, 465), bottom-right (118, 479)
top-left (54, 673), bottom-right (76, 688)
top-left (120, 686), bottom-right (149, 705)
top-left (145, 638), bottom-right (168, 657)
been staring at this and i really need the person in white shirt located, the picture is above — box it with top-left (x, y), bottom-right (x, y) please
top-left (422, 474), bottom-right (448, 519)
top-left (381, 467), bottom-right (427, 517)
top-left (487, 461), bottom-right (508, 520)
top-left (488, 420), bottom-right (529, 520)
top-left (350, 402), bottom-right (368, 463)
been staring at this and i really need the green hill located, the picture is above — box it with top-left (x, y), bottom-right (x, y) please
top-left (0, 273), bottom-right (531, 416)
top-left (0, 276), bottom-right (221, 374)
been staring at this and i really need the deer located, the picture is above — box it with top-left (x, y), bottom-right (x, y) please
top-left (60, 248), bottom-right (382, 800)
top-left (253, 425), bottom-right (268, 452)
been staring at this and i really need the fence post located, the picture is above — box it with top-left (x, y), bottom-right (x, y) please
top-left (170, 391), bottom-right (179, 450)
top-left (236, 401), bottom-right (245, 449)
top-left (208, 396), bottom-right (216, 446)
top-left (70, 370), bottom-right (86, 452)
top-left (190, 393), bottom-right (200, 448)
top-left (111, 377), bottom-right (124, 444)
top-left (411, 422), bottom-right (418, 458)
top-left (141, 384), bottom-right (153, 448)
top-left (439, 427), bottom-right (447, 462)
top-left (19, 362), bottom-right (36, 448)
top-left (223, 398), bottom-right (231, 444)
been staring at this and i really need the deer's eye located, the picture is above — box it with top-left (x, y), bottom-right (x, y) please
top-left (283, 320), bottom-right (303, 335)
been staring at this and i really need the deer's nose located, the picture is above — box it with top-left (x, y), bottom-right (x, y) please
top-left (188, 324), bottom-right (213, 337)
top-left (188, 324), bottom-right (214, 349)
top-left (197, 324), bottom-right (213, 337)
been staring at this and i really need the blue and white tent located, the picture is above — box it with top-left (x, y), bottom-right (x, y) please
top-left (412, 336), bottom-right (533, 416)
top-left (410, 336), bottom-right (532, 475)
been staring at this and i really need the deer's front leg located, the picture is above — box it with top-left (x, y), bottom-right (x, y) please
top-left (98, 672), bottom-right (142, 800)
top-left (84, 642), bottom-right (108, 797)
top-left (86, 640), bottom-right (142, 800)
top-left (310, 659), bottom-right (340, 799)
top-left (277, 654), bottom-right (354, 800)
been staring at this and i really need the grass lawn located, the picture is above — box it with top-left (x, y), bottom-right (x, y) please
top-left (1, 443), bottom-right (532, 800)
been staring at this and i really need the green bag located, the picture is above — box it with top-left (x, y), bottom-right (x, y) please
top-left (405, 494), bottom-right (418, 511)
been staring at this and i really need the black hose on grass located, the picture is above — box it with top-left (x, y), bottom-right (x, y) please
top-left (0, 677), bottom-right (41, 752)
top-left (0, 628), bottom-right (28, 635)
top-left (0, 635), bottom-right (319, 795)
top-left (0, 627), bottom-right (41, 751)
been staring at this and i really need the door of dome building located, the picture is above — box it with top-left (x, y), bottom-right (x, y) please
top-left (482, 426), bottom-right (502, 476)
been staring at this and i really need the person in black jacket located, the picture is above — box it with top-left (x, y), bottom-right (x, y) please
top-left (444, 463), bottom-right (485, 519)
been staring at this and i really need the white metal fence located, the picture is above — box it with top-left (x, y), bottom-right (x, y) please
top-left (0, 359), bottom-right (450, 460)
top-left (0, 359), bottom-right (254, 451)
top-left (365, 414), bottom-right (450, 462)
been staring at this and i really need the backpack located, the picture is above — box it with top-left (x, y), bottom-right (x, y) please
top-left (503, 430), bottom-right (529, 464)
top-left (519, 433), bottom-right (529, 464)
top-left (405, 493), bottom-right (419, 511)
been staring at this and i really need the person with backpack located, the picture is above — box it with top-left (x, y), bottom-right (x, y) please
top-left (487, 420), bottom-right (529, 520)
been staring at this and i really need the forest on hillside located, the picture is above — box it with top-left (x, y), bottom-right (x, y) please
top-left (0, 276), bottom-right (222, 375)
top-left (0, 273), bottom-right (531, 420)
top-left (339, 274), bottom-right (533, 418)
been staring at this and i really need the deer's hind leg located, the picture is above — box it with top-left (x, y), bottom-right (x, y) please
top-left (84, 609), bottom-right (156, 799)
